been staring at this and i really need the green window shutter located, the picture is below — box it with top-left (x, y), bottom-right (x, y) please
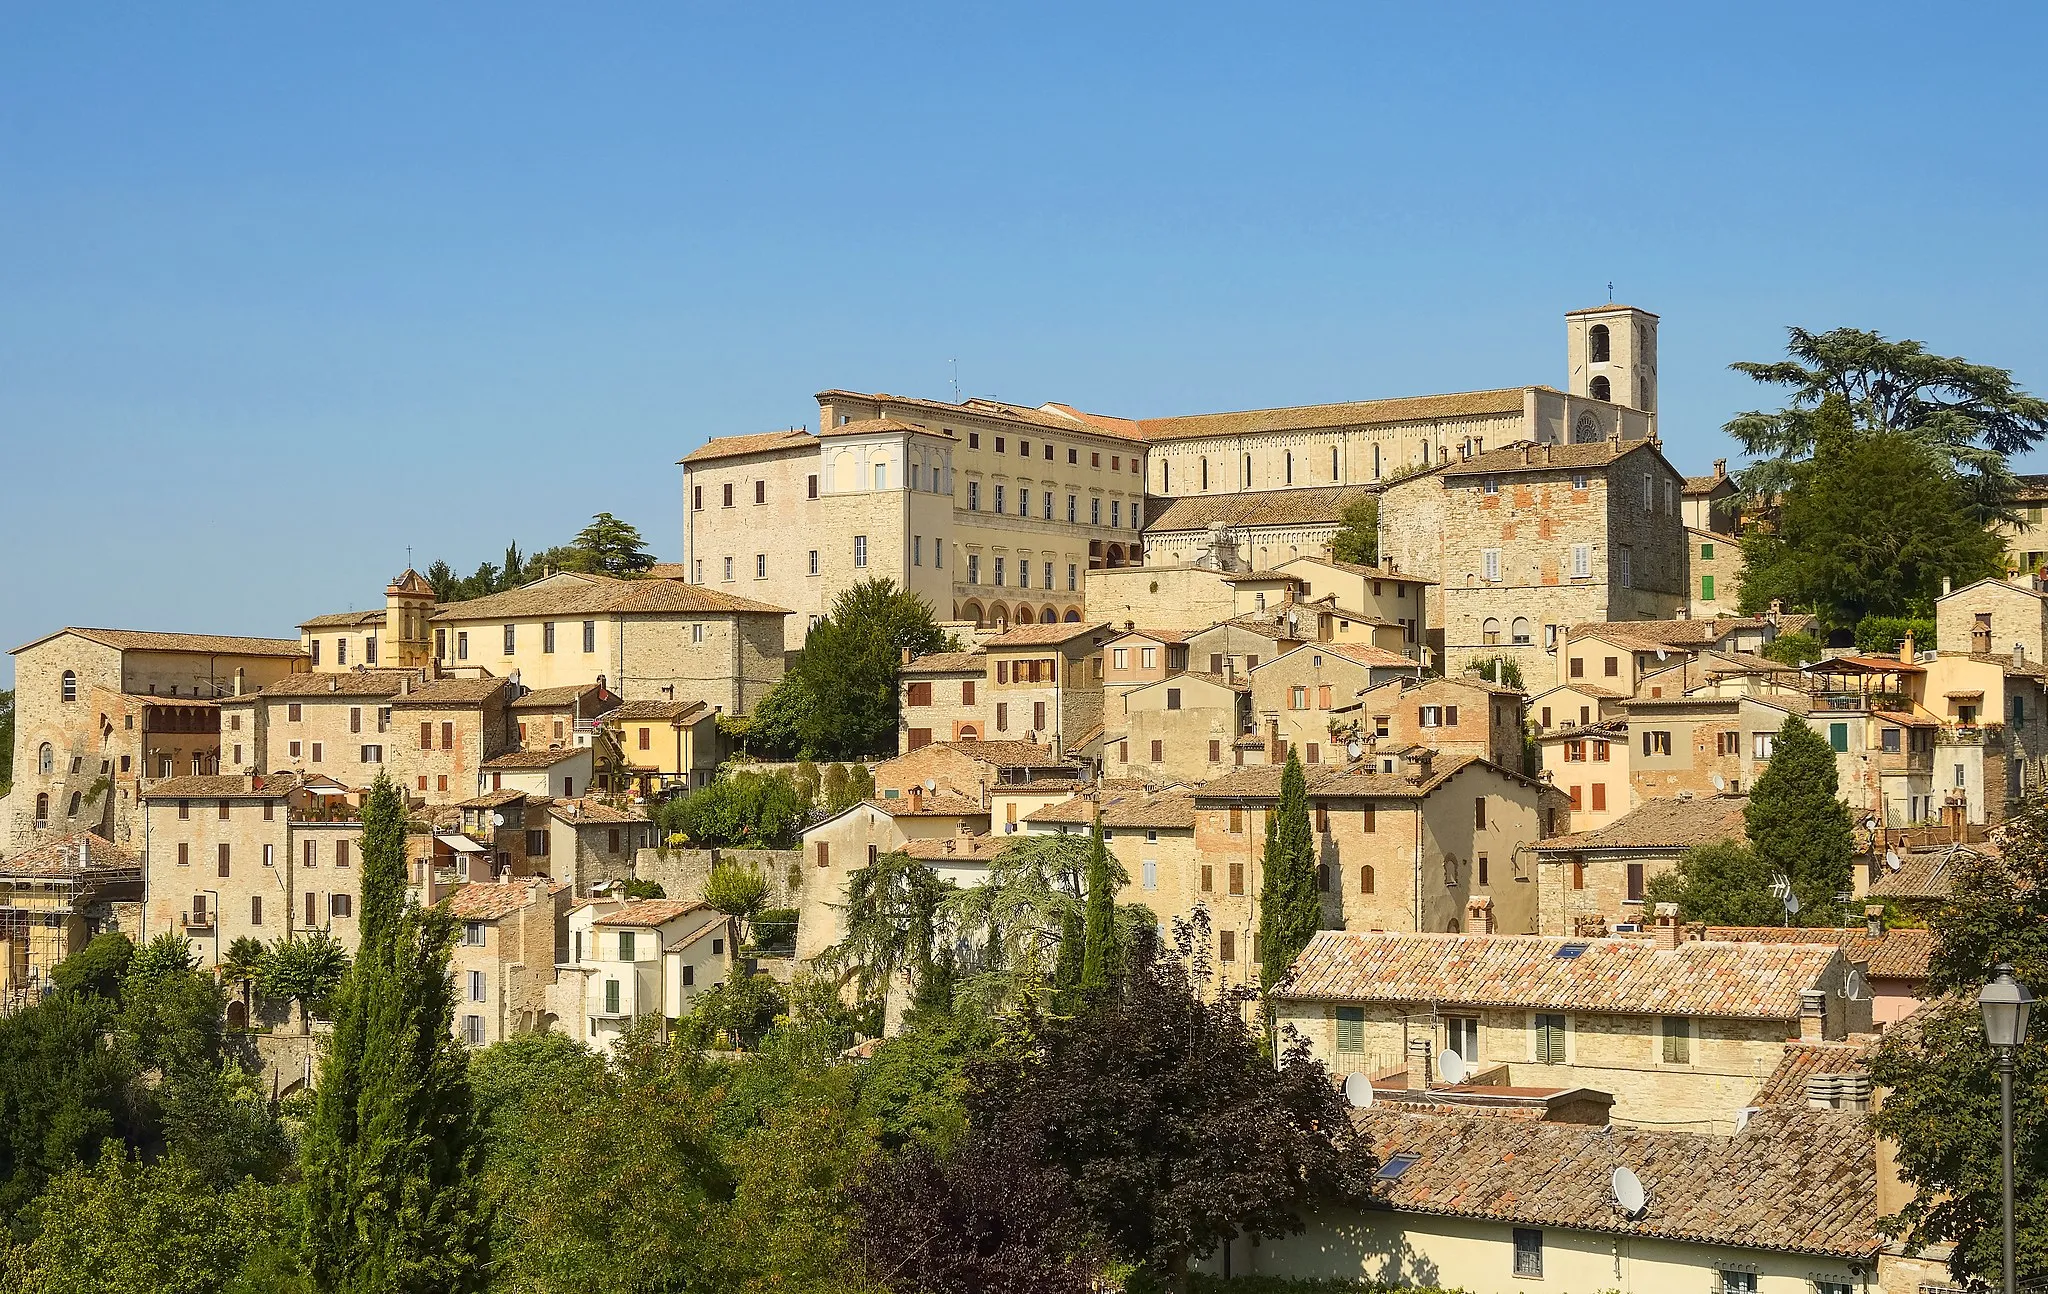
top-left (1536, 1014), bottom-right (1565, 1063)
top-left (604, 979), bottom-right (619, 1015)
top-left (1701, 574), bottom-right (1715, 600)
top-left (1662, 1016), bottom-right (1690, 1064)
top-left (1336, 1006), bottom-right (1366, 1053)
top-left (619, 930), bottom-right (635, 960)
top-left (1700, 542), bottom-right (1714, 560)
top-left (1830, 723), bottom-right (1848, 753)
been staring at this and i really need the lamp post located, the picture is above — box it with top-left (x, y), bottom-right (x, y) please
top-left (1980, 962), bottom-right (2034, 1294)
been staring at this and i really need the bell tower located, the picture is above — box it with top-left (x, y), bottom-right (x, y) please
top-left (384, 569), bottom-right (437, 669)
top-left (1566, 304), bottom-right (1659, 417)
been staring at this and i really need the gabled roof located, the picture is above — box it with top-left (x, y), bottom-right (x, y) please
top-left (0, 832), bottom-right (141, 879)
top-left (298, 608), bottom-right (390, 630)
top-left (12, 627), bottom-right (309, 658)
top-left (678, 428), bottom-right (818, 465)
top-left (442, 880), bottom-right (566, 922)
top-left (1536, 795), bottom-right (1749, 854)
top-left (820, 417), bottom-right (927, 439)
top-left (1145, 486), bottom-right (1379, 533)
top-left (1753, 1040), bottom-right (1873, 1107)
top-left (900, 835), bottom-right (1015, 863)
top-left (869, 792), bottom-right (986, 818)
top-left (1683, 473), bottom-right (1738, 496)
top-left (980, 621), bottom-right (1112, 649)
top-left (1193, 753), bottom-right (1499, 802)
top-left (536, 798), bottom-right (649, 825)
top-left (1352, 1106), bottom-right (1877, 1259)
top-left (609, 698), bottom-right (709, 723)
top-left (1127, 388), bottom-right (1532, 442)
top-left (1256, 642), bottom-right (1421, 673)
top-left (1702, 925), bottom-right (1937, 982)
top-left (483, 748), bottom-right (588, 770)
top-left (905, 740), bottom-right (1080, 771)
top-left (1566, 616), bottom-right (1775, 650)
top-left (388, 676), bottom-right (513, 708)
top-left (430, 573), bottom-right (787, 621)
top-left (1279, 929), bottom-right (1841, 1021)
top-left (816, 389), bottom-right (1147, 441)
top-left (901, 650), bottom-right (988, 675)
top-left (1025, 788), bottom-right (1197, 830)
top-left (1866, 843), bottom-right (1986, 901)
top-left (256, 670), bottom-right (423, 698)
top-left (142, 773), bottom-right (322, 801)
top-left (1439, 437), bottom-right (1664, 479)
top-left (1276, 555), bottom-right (1436, 585)
top-left (454, 788), bottom-right (529, 810)
top-left (594, 898), bottom-right (708, 928)
top-left (509, 683), bottom-right (619, 710)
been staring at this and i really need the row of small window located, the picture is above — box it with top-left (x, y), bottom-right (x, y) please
top-left (1157, 445), bottom-right (1414, 494)
top-left (308, 636), bottom-right (378, 667)
top-left (184, 892), bottom-right (351, 927)
top-left (175, 838), bottom-right (352, 874)
top-left (1475, 544), bottom-right (1620, 586)
top-left (964, 555), bottom-right (1079, 590)
top-left (964, 482), bottom-right (1141, 530)
top-left (435, 622), bottom-right (599, 661)
top-left (266, 742), bottom-right (386, 764)
top-left (961, 430), bottom-right (1137, 476)
top-left (277, 703), bottom-right (392, 731)
top-left (1334, 1008), bottom-right (1698, 1066)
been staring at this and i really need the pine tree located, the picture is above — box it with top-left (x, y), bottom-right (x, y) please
top-left (301, 773), bottom-right (489, 1292)
top-left (1077, 810), bottom-right (1116, 997)
top-left (1745, 714), bottom-right (1856, 925)
top-left (1258, 749), bottom-right (1321, 994)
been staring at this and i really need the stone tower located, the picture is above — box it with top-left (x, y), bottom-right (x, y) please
top-left (384, 569), bottom-right (437, 668)
top-left (1565, 304), bottom-right (1659, 417)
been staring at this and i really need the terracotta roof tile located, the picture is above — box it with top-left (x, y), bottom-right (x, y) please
top-left (1146, 486), bottom-right (1379, 533)
top-left (678, 428), bottom-right (817, 465)
top-left (910, 740), bottom-right (1080, 770)
top-left (255, 670), bottom-right (424, 697)
top-left (538, 798), bottom-right (649, 825)
top-left (442, 880), bottom-right (566, 921)
top-left (1866, 844), bottom-right (1978, 900)
top-left (13, 627), bottom-right (309, 658)
top-left (1024, 788), bottom-right (1197, 829)
top-left (901, 650), bottom-right (988, 675)
top-left (0, 831), bottom-right (141, 878)
top-left (1131, 388), bottom-right (1531, 442)
top-left (870, 792), bottom-right (985, 818)
top-left (387, 676), bottom-right (513, 707)
top-left (816, 389), bottom-right (1148, 441)
top-left (298, 609), bottom-right (391, 629)
top-left (1278, 929), bottom-right (1841, 1020)
top-left (820, 417), bottom-right (927, 439)
top-left (483, 749), bottom-right (586, 770)
top-left (1439, 438), bottom-right (1663, 479)
top-left (1753, 1040), bottom-right (1873, 1107)
top-left (454, 788), bottom-right (529, 810)
top-left (1194, 753), bottom-right (1485, 802)
top-left (143, 774), bottom-right (303, 800)
top-left (609, 699), bottom-right (708, 722)
top-left (980, 621), bottom-right (1112, 648)
top-left (1703, 925), bottom-right (1937, 983)
top-left (900, 835), bottom-right (1014, 862)
top-left (1537, 795), bottom-right (1749, 853)
top-left (508, 683), bottom-right (616, 710)
top-left (594, 898), bottom-right (707, 928)
top-left (1354, 1107), bottom-right (1878, 1258)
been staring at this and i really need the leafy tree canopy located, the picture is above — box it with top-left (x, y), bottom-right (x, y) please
top-left (1642, 840), bottom-right (1786, 927)
top-left (658, 770), bottom-right (809, 849)
top-left (257, 931), bottom-right (349, 1017)
top-left (1258, 749), bottom-right (1321, 999)
top-left (423, 511), bottom-right (659, 603)
top-left (566, 511), bottom-right (657, 577)
top-left (1760, 629), bottom-right (1823, 666)
top-left (787, 579), bottom-right (947, 759)
top-left (702, 861), bottom-right (771, 945)
top-left (1746, 714), bottom-right (1857, 925)
top-left (50, 931), bottom-right (133, 999)
top-left (1327, 497), bottom-right (1379, 567)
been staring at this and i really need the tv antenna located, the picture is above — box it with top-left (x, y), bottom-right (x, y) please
top-left (950, 358), bottom-right (960, 402)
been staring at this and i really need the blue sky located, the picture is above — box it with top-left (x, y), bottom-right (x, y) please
top-left (5, 3), bottom-right (2047, 686)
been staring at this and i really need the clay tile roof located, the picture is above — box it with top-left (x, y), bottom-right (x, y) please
top-left (1296, 557), bottom-right (1436, 584)
top-left (1682, 474), bottom-right (1735, 495)
top-left (811, 389), bottom-right (1143, 441)
top-left (678, 428), bottom-right (817, 465)
top-left (1352, 1106), bottom-right (1878, 1258)
top-left (539, 798), bottom-right (649, 825)
top-left (871, 792), bottom-right (985, 818)
top-left (1438, 438), bottom-right (1657, 479)
top-left (143, 774), bottom-right (302, 800)
top-left (428, 574), bottom-right (787, 622)
top-left (1024, 789), bottom-right (1197, 829)
top-left (1104, 627), bottom-right (1194, 645)
top-left (1568, 616), bottom-right (1773, 650)
top-left (1146, 485), bottom-right (1380, 533)
top-left (257, 670), bottom-right (424, 697)
top-left (980, 622), bottom-right (1112, 648)
top-left (483, 748), bottom-right (586, 770)
top-left (1702, 925), bottom-right (1938, 983)
top-left (13, 627), bottom-right (309, 658)
top-left (508, 683), bottom-right (618, 710)
top-left (454, 788), bottom-right (529, 810)
top-left (918, 740), bottom-right (1079, 770)
top-left (1320, 643), bottom-right (1425, 670)
top-left (1194, 754), bottom-right (1484, 802)
top-left (900, 835), bottom-right (1014, 862)
top-left (1536, 795), bottom-right (1750, 853)
top-left (1130, 388), bottom-right (1531, 442)
top-left (1278, 929), bottom-right (1841, 1020)
top-left (298, 608), bottom-right (391, 629)
top-left (387, 676), bottom-right (513, 707)
top-left (820, 417), bottom-right (926, 438)
top-left (1565, 303), bottom-right (1660, 316)
top-left (595, 898), bottom-right (707, 928)
top-left (609, 699), bottom-right (707, 722)
top-left (1865, 844), bottom-right (1978, 900)
top-left (442, 880), bottom-right (565, 921)
top-left (0, 831), bottom-right (141, 878)
top-left (901, 650), bottom-right (987, 675)
top-left (1753, 1040), bottom-right (1873, 1107)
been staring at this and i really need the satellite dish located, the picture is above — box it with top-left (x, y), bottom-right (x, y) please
top-left (1710, 773), bottom-right (1726, 792)
top-left (1846, 969), bottom-right (1867, 1000)
top-left (1785, 893), bottom-right (1802, 917)
top-left (1885, 849), bottom-right (1902, 872)
top-left (1342, 1073), bottom-right (1376, 1108)
top-left (1437, 1049), bottom-right (1467, 1084)
top-left (492, 812), bottom-right (506, 828)
top-left (1734, 1106), bottom-right (1760, 1134)
top-left (1612, 1166), bottom-right (1648, 1218)
top-left (1347, 740), bottom-right (1364, 761)
top-left (924, 779), bottom-right (938, 793)
top-left (1656, 649), bottom-right (1668, 661)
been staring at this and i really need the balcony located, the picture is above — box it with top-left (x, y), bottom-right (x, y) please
top-left (181, 910), bottom-right (215, 932)
top-left (1876, 750), bottom-right (1934, 775)
top-left (1940, 723), bottom-right (2005, 747)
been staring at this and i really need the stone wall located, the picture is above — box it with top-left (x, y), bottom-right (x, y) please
top-left (633, 846), bottom-right (807, 911)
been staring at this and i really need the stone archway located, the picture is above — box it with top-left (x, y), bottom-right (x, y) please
top-left (959, 600), bottom-right (985, 626)
top-left (1017, 605), bottom-right (1036, 624)
top-left (1063, 608), bottom-right (1082, 622)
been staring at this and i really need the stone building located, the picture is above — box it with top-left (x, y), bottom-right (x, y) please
top-left (444, 878), bottom-right (571, 1046)
top-left (551, 897), bottom-right (733, 1058)
top-left (1082, 564), bottom-right (1299, 629)
top-left (1097, 629), bottom-right (1191, 709)
top-left (1684, 527), bottom-right (1746, 616)
top-left (1250, 643), bottom-right (1426, 766)
top-left (978, 621), bottom-right (1111, 755)
top-left (9, 627), bottom-right (309, 852)
top-left (1138, 488), bottom-right (1382, 575)
top-left (509, 682), bottom-right (619, 751)
top-left (140, 773), bottom-right (366, 969)
top-left (298, 569), bottom-right (438, 672)
top-left (1345, 674), bottom-right (1528, 771)
top-left (0, 831), bottom-right (142, 996)
top-left (1382, 437), bottom-right (1689, 678)
top-left (1108, 672), bottom-right (1252, 783)
top-left (425, 571), bottom-right (787, 715)
top-left (216, 669), bottom-right (420, 784)
top-left (1536, 718), bottom-right (1631, 830)
top-left (388, 676), bottom-right (517, 806)
top-left (605, 698), bottom-right (720, 794)
top-left (1271, 556), bottom-right (1433, 658)
top-left (1273, 924), bottom-right (1868, 1128)
top-left (1531, 794), bottom-right (1749, 936)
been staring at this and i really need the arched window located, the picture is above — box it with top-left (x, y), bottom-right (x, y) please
top-left (1359, 865), bottom-right (1375, 894)
top-left (38, 744), bottom-right (53, 776)
top-left (1511, 617), bottom-right (1533, 645)
top-left (1201, 458), bottom-right (1209, 491)
top-left (1063, 608), bottom-right (1081, 623)
top-left (1331, 446), bottom-right (1339, 480)
top-left (1638, 373), bottom-right (1650, 407)
top-left (60, 671), bottom-right (77, 702)
top-left (1446, 917), bottom-right (1462, 934)
top-left (67, 791), bottom-right (81, 817)
top-left (1285, 451), bottom-right (1293, 484)
top-left (1482, 618), bottom-right (1502, 646)
top-left (34, 794), bottom-right (49, 824)
top-left (1590, 376), bottom-right (1611, 402)
top-left (1243, 454), bottom-right (1252, 486)
top-left (1589, 323), bottom-right (1610, 363)
top-left (958, 725), bottom-right (980, 741)
top-left (1162, 461), bottom-right (1170, 492)
top-left (1444, 857), bottom-right (1458, 888)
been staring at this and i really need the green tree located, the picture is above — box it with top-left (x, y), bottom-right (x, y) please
top-left (566, 511), bottom-right (657, 577)
top-left (660, 771), bottom-right (808, 848)
top-left (1760, 629), bottom-right (1823, 666)
top-left (1642, 840), bottom-right (1786, 927)
top-left (789, 579), bottom-right (947, 758)
top-left (1327, 496), bottom-right (1379, 567)
top-left (300, 773), bottom-right (488, 1293)
top-left (0, 993), bottom-right (136, 1221)
top-left (944, 833), bottom-right (1112, 1012)
top-left (1735, 399), bottom-right (2004, 623)
top-left (856, 1007), bottom-right (995, 1154)
top-left (158, 1059), bottom-right (292, 1189)
top-left (1856, 616), bottom-right (1936, 656)
top-left (117, 965), bottom-right (225, 1078)
top-left (1746, 714), bottom-right (1856, 925)
top-left (827, 850), bottom-right (949, 1012)
top-left (703, 861), bottom-right (771, 946)
top-left (1258, 750), bottom-right (1321, 997)
top-left (127, 932), bottom-right (197, 983)
top-left (257, 932), bottom-right (349, 1020)
top-left (1470, 655), bottom-right (1524, 689)
top-left (1078, 814), bottom-right (1117, 998)
top-left (1730, 327), bottom-right (2048, 526)
top-left (221, 936), bottom-right (266, 988)
top-left (1871, 795), bottom-right (2048, 1285)
top-left (49, 931), bottom-right (133, 999)
top-left (0, 1147), bottom-right (291, 1294)
top-left (820, 763), bottom-right (851, 813)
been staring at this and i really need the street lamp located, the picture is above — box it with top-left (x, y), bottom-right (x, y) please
top-left (1980, 962), bottom-right (2034, 1294)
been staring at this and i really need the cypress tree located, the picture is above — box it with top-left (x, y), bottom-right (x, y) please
top-left (1077, 808), bottom-right (1117, 997)
top-left (1050, 906), bottom-right (1085, 1013)
top-left (1745, 714), bottom-right (1857, 925)
top-left (302, 773), bottom-right (488, 1292)
top-left (1258, 749), bottom-right (1322, 994)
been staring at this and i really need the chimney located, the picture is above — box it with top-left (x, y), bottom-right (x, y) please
top-left (1406, 1037), bottom-right (1433, 1091)
top-left (901, 647), bottom-right (913, 666)
top-left (1799, 988), bottom-right (1828, 1041)
top-left (944, 836), bottom-right (957, 853)
top-left (1900, 631), bottom-right (1915, 664)
top-left (234, 667), bottom-right (245, 697)
top-left (1407, 750), bottom-right (1434, 785)
top-left (2016, 644), bottom-right (2027, 671)
top-left (1459, 440), bottom-right (1472, 461)
top-left (957, 818), bottom-right (974, 837)
top-left (328, 677), bottom-right (339, 692)
top-left (1865, 904), bottom-right (1885, 937)
top-left (909, 785), bottom-right (924, 813)
top-left (1652, 901), bottom-right (1681, 951)
top-left (1520, 444), bottom-right (1531, 465)
top-left (1542, 443), bottom-right (1554, 464)
top-left (1608, 432), bottom-right (1622, 453)
top-left (1942, 576), bottom-right (1953, 597)
top-left (400, 675), bottom-right (412, 696)
top-left (1766, 598), bottom-right (1782, 626)
top-left (1466, 895), bottom-right (1495, 935)
top-left (1713, 458), bottom-right (1727, 480)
